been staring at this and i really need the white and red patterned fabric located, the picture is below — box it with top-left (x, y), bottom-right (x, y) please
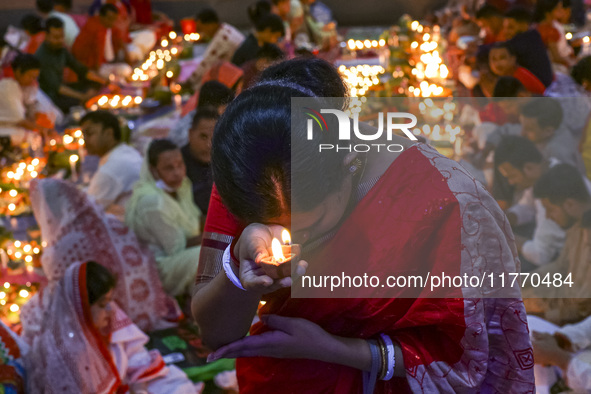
top-left (25, 262), bottom-right (197, 394)
top-left (21, 178), bottom-right (180, 336)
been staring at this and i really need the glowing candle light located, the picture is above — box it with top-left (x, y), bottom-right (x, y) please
top-left (69, 154), bottom-right (79, 182)
top-left (161, 39), bottom-right (169, 47)
top-left (171, 47), bottom-right (178, 55)
top-left (184, 34), bottom-right (190, 40)
top-left (30, 171), bottom-right (38, 178)
top-left (378, 39), bottom-right (386, 46)
top-left (25, 255), bottom-right (32, 263)
top-left (33, 247), bottom-right (40, 254)
top-left (166, 71), bottom-right (173, 78)
top-left (63, 135), bottom-right (74, 144)
top-left (157, 59), bottom-right (164, 69)
top-left (10, 304), bottom-right (19, 313)
top-left (169, 31), bottom-right (177, 39)
top-left (23, 245), bottom-right (31, 253)
top-left (9, 190), bottom-right (17, 197)
top-left (98, 96), bottom-right (109, 106)
top-left (14, 251), bottom-right (21, 259)
top-left (134, 96), bottom-right (143, 105)
top-left (4, 283), bottom-right (10, 289)
top-left (585, 36), bottom-right (590, 43)
top-left (19, 289), bottom-right (29, 298)
top-left (8, 204), bottom-right (16, 211)
top-left (0, 292), bottom-right (5, 299)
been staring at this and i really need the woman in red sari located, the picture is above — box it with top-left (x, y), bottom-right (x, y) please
top-left (25, 261), bottom-right (199, 393)
top-left (191, 59), bottom-right (535, 392)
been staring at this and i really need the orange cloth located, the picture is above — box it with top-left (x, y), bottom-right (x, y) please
top-left (24, 32), bottom-right (46, 54)
top-left (71, 16), bottom-right (125, 70)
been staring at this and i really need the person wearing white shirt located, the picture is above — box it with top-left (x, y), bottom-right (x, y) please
top-left (0, 54), bottom-right (52, 145)
top-left (81, 110), bottom-right (142, 219)
top-left (496, 135), bottom-right (566, 267)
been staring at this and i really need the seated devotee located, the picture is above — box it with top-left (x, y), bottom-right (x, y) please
top-left (36, 0), bottom-right (80, 48)
top-left (22, 177), bottom-right (180, 334)
top-left (187, 8), bottom-right (245, 91)
top-left (24, 261), bottom-right (200, 393)
top-left (231, 10), bottom-right (285, 66)
top-left (0, 320), bottom-right (27, 393)
top-left (182, 107), bottom-right (218, 216)
top-left (80, 110), bottom-right (142, 218)
top-left (89, 0), bottom-right (158, 63)
top-left (522, 164), bottom-right (591, 326)
top-left (530, 314), bottom-right (591, 393)
top-left (72, 4), bottom-right (132, 78)
top-left (475, 4), bottom-right (505, 44)
top-left (535, 0), bottom-right (574, 72)
top-left (241, 43), bottom-right (285, 88)
top-left (503, 6), bottom-right (554, 88)
top-left (192, 57), bottom-right (534, 392)
top-left (520, 97), bottom-right (584, 171)
top-left (495, 136), bottom-right (566, 267)
top-left (169, 80), bottom-right (235, 147)
top-left (291, 0), bottom-right (337, 51)
top-left (0, 54), bottom-right (53, 145)
top-left (489, 42), bottom-right (546, 94)
top-left (546, 56), bottom-right (591, 142)
top-left (36, 17), bottom-right (108, 113)
top-left (126, 139), bottom-right (203, 297)
top-left (20, 14), bottom-right (45, 54)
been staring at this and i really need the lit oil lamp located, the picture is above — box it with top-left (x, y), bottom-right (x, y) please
top-left (259, 230), bottom-right (301, 279)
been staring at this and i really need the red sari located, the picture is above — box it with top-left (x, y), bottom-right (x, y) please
top-left (198, 144), bottom-right (535, 392)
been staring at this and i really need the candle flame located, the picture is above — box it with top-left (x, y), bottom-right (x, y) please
top-left (271, 238), bottom-right (285, 263)
top-left (282, 229), bottom-right (291, 245)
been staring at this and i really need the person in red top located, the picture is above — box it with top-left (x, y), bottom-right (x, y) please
top-left (71, 4), bottom-right (128, 73)
top-left (535, 0), bottom-right (574, 69)
top-left (489, 42), bottom-right (546, 95)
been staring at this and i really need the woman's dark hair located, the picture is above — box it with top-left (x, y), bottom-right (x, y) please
top-left (534, 163), bottom-right (591, 204)
top-left (45, 16), bottom-right (64, 31)
top-left (21, 14), bottom-right (44, 35)
top-left (248, 0), bottom-right (272, 24)
top-left (12, 54), bottom-right (41, 74)
top-left (258, 57), bottom-right (348, 98)
top-left (493, 76), bottom-right (526, 97)
top-left (212, 60), bottom-right (349, 222)
top-left (80, 110), bottom-right (122, 141)
top-left (196, 8), bottom-right (219, 24)
top-left (489, 41), bottom-right (516, 57)
top-left (148, 139), bottom-right (179, 167)
top-left (534, 0), bottom-right (560, 22)
top-left (494, 135), bottom-right (543, 170)
top-left (86, 261), bottom-right (116, 305)
top-left (199, 81), bottom-right (235, 108)
top-left (572, 56), bottom-right (591, 86)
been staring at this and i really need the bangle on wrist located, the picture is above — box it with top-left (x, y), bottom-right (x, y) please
top-left (222, 244), bottom-right (246, 291)
top-left (379, 333), bottom-right (396, 381)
